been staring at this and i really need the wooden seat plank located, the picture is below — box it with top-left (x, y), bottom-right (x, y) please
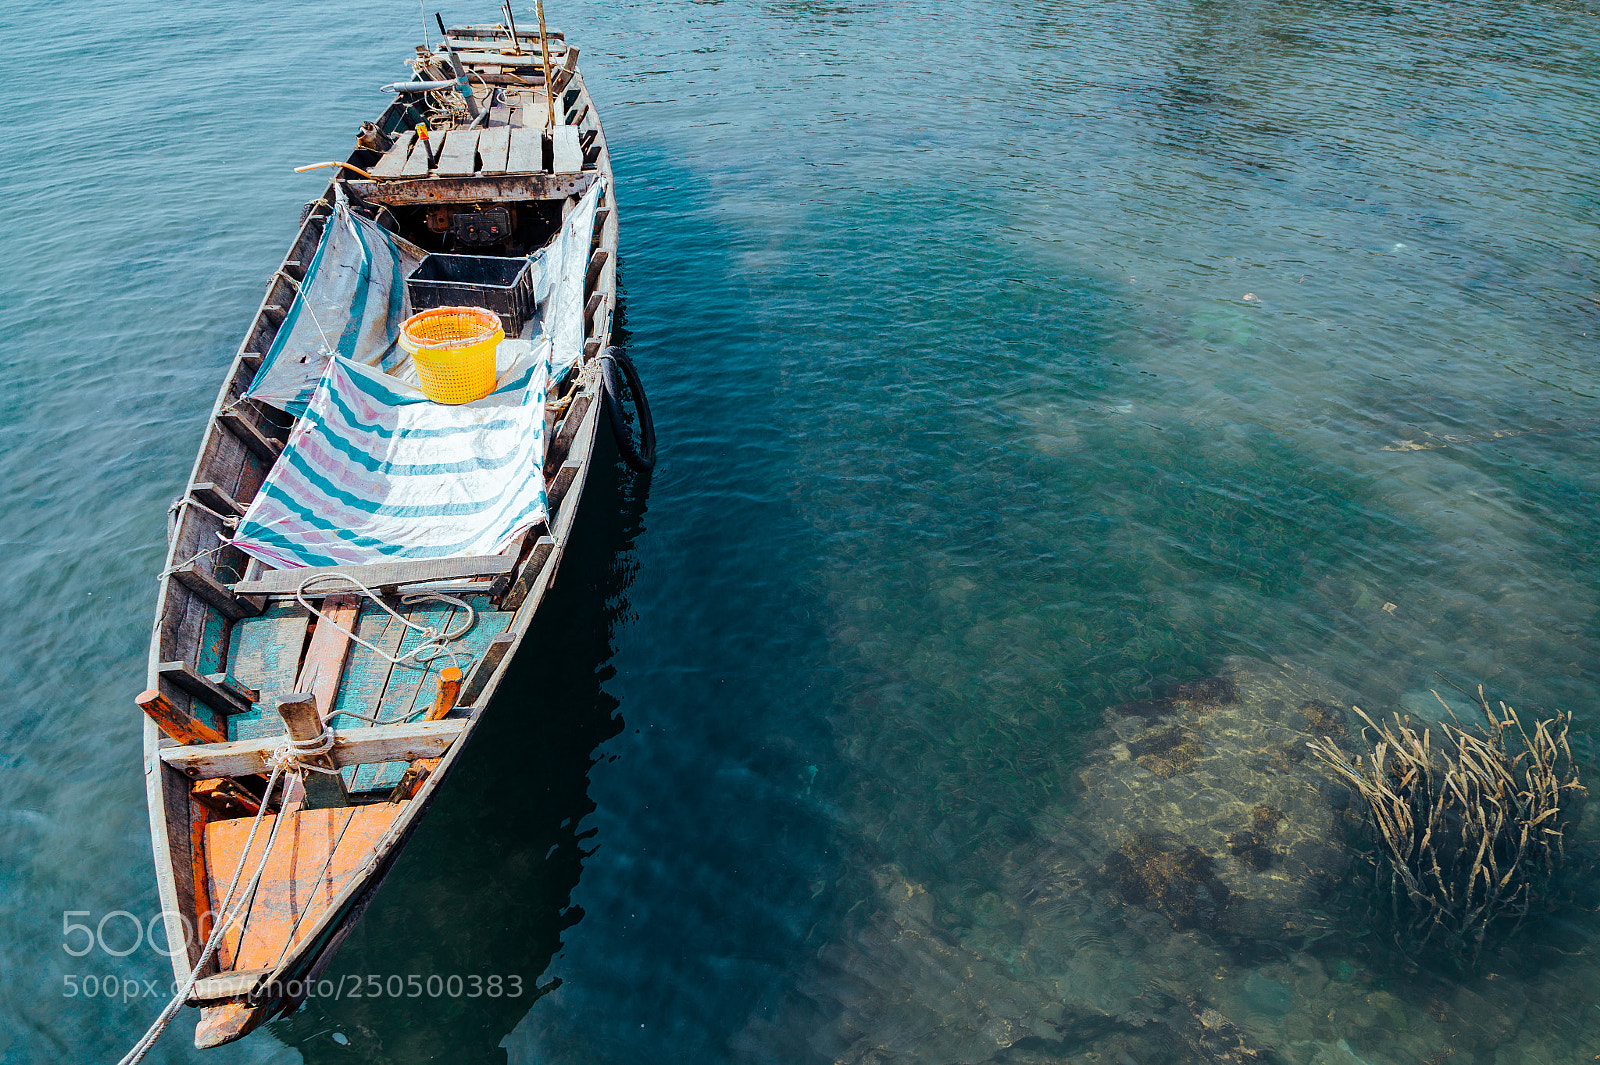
top-left (552, 124), bottom-right (582, 173)
top-left (401, 133), bottom-right (436, 177)
top-left (478, 125), bottom-right (511, 174)
top-left (506, 126), bottom-right (543, 172)
top-left (435, 128), bottom-right (481, 176)
top-left (368, 131), bottom-right (415, 178)
top-left (162, 719), bottom-right (468, 778)
top-left (233, 553), bottom-right (517, 596)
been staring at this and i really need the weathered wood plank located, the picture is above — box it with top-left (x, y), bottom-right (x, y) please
top-left (506, 126), bottom-right (543, 172)
top-left (295, 593), bottom-right (360, 718)
top-left (191, 481), bottom-right (245, 517)
top-left (217, 411), bottom-right (282, 463)
top-left (206, 803), bottom-right (408, 971)
top-left (204, 673), bottom-right (260, 706)
top-left (547, 461), bottom-right (580, 512)
top-left (197, 609), bottom-right (229, 678)
top-left (189, 968), bottom-right (273, 1003)
top-left (139, 690), bottom-right (229, 746)
top-left (435, 128), bottom-right (481, 175)
top-left (547, 393), bottom-right (592, 468)
top-left (159, 661), bottom-right (253, 717)
top-left (328, 607), bottom-right (405, 730)
top-left (448, 50), bottom-right (563, 67)
top-left (401, 132), bottom-right (436, 177)
top-left (499, 537), bottom-right (555, 613)
top-left (551, 124), bottom-right (582, 173)
top-left (171, 565), bottom-right (263, 622)
top-left (234, 554), bottom-right (517, 596)
top-left (347, 171), bottom-right (597, 205)
top-left (459, 632), bottom-right (515, 706)
top-left (225, 604), bottom-right (312, 743)
top-left (349, 598), bottom-right (459, 791)
top-left (162, 719), bottom-right (468, 778)
top-left (368, 131), bottom-right (415, 179)
top-left (585, 249), bottom-right (608, 294)
top-left (477, 124), bottom-right (511, 174)
top-left (444, 26), bottom-right (565, 45)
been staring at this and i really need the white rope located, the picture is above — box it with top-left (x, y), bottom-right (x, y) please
top-left (294, 572), bottom-right (476, 673)
top-left (116, 724), bottom-right (354, 1063)
top-left (159, 534), bottom-right (233, 580)
top-left (268, 728), bottom-right (342, 774)
top-left (117, 762), bottom-right (293, 1064)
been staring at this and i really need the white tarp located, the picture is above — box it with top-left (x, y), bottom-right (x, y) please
top-left (531, 179), bottom-right (605, 379)
top-left (230, 344), bottom-right (550, 569)
top-left (229, 178), bottom-right (608, 568)
top-left (243, 195), bottom-right (424, 416)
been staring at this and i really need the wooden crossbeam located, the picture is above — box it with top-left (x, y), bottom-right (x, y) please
top-left (158, 661), bottom-right (253, 716)
top-left (170, 564), bottom-right (263, 622)
top-left (159, 719), bottom-right (468, 779)
top-left (190, 482), bottom-right (246, 517)
top-left (459, 633), bottom-right (515, 706)
top-left (585, 249), bottom-right (608, 294)
top-left (233, 554), bottom-right (517, 596)
top-left (346, 172), bottom-right (598, 205)
top-left (217, 412), bottom-right (282, 463)
top-left (500, 536), bottom-right (555, 613)
top-left (138, 689), bottom-right (229, 746)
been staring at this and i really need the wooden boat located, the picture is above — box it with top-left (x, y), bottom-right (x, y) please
top-left (134, 20), bottom-right (631, 1051)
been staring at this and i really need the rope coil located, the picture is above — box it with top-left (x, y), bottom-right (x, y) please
top-left (295, 572), bottom-right (477, 675)
top-left (267, 728), bottom-right (341, 775)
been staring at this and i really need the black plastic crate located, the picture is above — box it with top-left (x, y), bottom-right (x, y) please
top-left (407, 254), bottom-right (535, 336)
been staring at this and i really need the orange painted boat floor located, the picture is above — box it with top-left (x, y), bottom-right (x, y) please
top-left (204, 801), bottom-right (408, 972)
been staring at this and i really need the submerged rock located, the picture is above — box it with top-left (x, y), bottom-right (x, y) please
top-left (1077, 657), bottom-right (1358, 945)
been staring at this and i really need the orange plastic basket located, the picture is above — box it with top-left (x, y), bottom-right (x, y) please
top-left (398, 306), bottom-right (503, 404)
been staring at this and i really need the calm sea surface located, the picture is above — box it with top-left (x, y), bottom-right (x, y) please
top-left (4, 0), bottom-right (1600, 1062)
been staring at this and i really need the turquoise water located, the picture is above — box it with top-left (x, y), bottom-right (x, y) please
top-left (3, 0), bottom-right (1600, 1061)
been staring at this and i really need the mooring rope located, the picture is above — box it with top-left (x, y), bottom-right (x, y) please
top-left (115, 721), bottom-right (341, 1064)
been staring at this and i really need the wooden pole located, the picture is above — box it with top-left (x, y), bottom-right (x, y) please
top-left (503, 2), bottom-right (524, 54)
top-left (276, 694), bottom-right (350, 809)
top-left (535, 1), bottom-right (555, 134)
top-left (426, 667), bottom-right (464, 721)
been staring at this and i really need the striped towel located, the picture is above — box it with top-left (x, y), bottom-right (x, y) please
top-left (230, 348), bottom-right (550, 569)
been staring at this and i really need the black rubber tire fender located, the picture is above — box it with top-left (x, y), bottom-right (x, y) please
top-left (599, 346), bottom-right (656, 474)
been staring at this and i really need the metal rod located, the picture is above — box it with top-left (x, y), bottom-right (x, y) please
top-left (435, 12), bottom-right (481, 119)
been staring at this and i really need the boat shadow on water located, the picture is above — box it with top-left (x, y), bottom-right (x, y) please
top-left (266, 443), bottom-right (648, 1064)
